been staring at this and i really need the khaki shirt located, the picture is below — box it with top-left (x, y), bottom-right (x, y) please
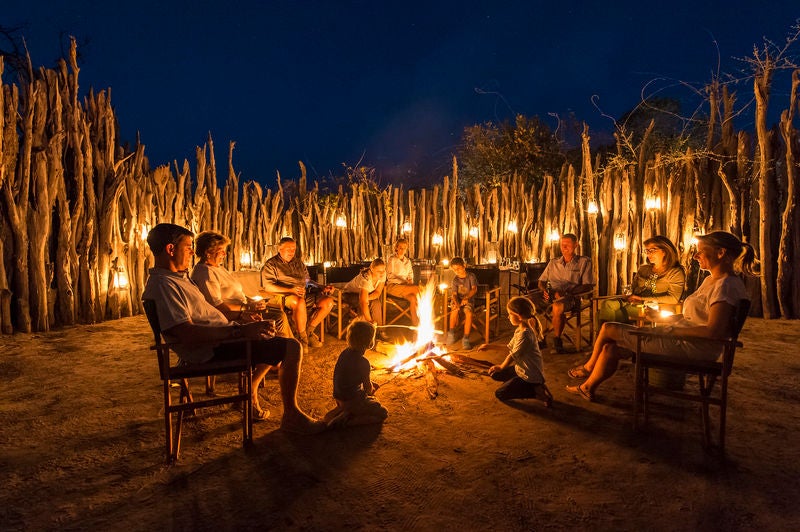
top-left (261, 254), bottom-right (309, 291)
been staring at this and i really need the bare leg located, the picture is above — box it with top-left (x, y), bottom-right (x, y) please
top-left (308, 296), bottom-right (334, 331)
top-left (551, 302), bottom-right (565, 337)
top-left (583, 322), bottom-right (627, 372)
top-left (463, 309), bottom-right (473, 338)
top-left (449, 306), bottom-right (459, 330)
top-left (278, 339), bottom-right (325, 433)
top-left (251, 364), bottom-right (270, 410)
top-left (581, 343), bottom-right (624, 395)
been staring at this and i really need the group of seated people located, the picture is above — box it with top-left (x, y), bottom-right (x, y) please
top-left (143, 220), bottom-right (756, 431)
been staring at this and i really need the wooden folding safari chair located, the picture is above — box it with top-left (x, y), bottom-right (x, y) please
top-left (631, 298), bottom-right (750, 453)
top-left (143, 299), bottom-right (253, 464)
top-left (466, 266), bottom-right (502, 343)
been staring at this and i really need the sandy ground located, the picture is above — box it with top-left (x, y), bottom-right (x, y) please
top-left (1, 314), bottom-right (799, 531)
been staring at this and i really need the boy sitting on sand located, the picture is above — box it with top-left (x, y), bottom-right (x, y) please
top-left (324, 320), bottom-right (389, 428)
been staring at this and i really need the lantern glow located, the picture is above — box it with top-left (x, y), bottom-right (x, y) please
top-left (549, 230), bottom-right (560, 242)
top-left (113, 269), bottom-right (129, 289)
top-left (335, 215), bottom-right (347, 228)
top-left (506, 220), bottom-right (518, 233)
top-left (240, 251), bottom-right (253, 268)
top-left (402, 221), bottom-right (412, 234)
top-left (468, 226), bottom-right (479, 239)
top-left (432, 232), bottom-right (443, 246)
top-left (613, 234), bottom-right (626, 250)
top-left (645, 196), bottom-right (662, 210)
top-left (587, 201), bottom-right (599, 214)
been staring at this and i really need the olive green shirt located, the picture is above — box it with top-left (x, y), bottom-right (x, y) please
top-left (633, 263), bottom-right (685, 304)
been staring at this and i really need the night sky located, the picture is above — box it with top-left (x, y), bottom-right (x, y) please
top-left (5, 1), bottom-right (799, 187)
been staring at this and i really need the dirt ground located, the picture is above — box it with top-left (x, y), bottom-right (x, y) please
top-left (1, 314), bottom-right (799, 531)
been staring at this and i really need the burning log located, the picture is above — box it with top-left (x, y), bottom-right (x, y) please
top-left (423, 359), bottom-right (438, 399)
top-left (389, 341), bottom-right (436, 372)
top-left (448, 353), bottom-right (494, 369)
top-left (426, 356), bottom-right (465, 377)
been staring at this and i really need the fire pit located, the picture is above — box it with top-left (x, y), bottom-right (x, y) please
top-left (372, 281), bottom-right (493, 398)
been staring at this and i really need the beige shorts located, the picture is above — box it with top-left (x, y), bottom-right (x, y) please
top-left (386, 283), bottom-right (416, 298)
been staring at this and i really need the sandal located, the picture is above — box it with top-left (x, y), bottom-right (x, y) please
top-left (568, 365), bottom-right (591, 379)
top-left (565, 384), bottom-right (594, 402)
top-left (253, 406), bottom-right (271, 421)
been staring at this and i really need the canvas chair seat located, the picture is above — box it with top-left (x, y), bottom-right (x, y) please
top-left (143, 299), bottom-right (253, 464)
top-left (631, 298), bottom-right (750, 453)
top-left (323, 264), bottom-right (366, 338)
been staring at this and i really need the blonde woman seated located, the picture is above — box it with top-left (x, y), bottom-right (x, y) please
top-left (385, 239), bottom-right (421, 324)
top-left (190, 231), bottom-right (291, 337)
top-left (597, 235), bottom-right (685, 325)
top-left (566, 231), bottom-right (755, 401)
top-left (342, 259), bottom-right (387, 327)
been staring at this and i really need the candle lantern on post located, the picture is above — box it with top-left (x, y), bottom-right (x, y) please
top-left (506, 220), bottom-right (518, 259)
top-left (485, 240), bottom-right (498, 265)
top-left (548, 229), bottom-right (560, 260)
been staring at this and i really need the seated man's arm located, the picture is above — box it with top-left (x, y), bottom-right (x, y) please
top-left (261, 265), bottom-right (304, 297)
top-left (165, 319), bottom-right (272, 344)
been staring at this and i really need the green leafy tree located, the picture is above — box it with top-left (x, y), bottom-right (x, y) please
top-left (457, 114), bottom-right (565, 189)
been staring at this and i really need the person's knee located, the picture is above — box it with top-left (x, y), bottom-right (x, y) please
top-left (318, 298), bottom-right (334, 313)
top-left (282, 337), bottom-right (302, 362)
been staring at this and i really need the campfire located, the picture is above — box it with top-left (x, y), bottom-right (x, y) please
top-left (377, 281), bottom-right (491, 398)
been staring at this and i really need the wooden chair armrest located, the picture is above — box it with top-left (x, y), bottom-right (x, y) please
top-left (592, 294), bottom-right (625, 302)
top-left (628, 328), bottom-right (738, 347)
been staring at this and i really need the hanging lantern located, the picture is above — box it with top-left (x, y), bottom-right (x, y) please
top-left (432, 232), bottom-right (444, 246)
top-left (401, 221), bottom-right (412, 234)
top-left (613, 234), bottom-right (626, 250)
top-left (335, 214), bottom-right (347, 228)
top-left (140, 224), bottom-right (150, 242)
top-left (506, 220), bottom-right (518, 233)
top-left (645, 196), bottom-right (662, 210)
top-left (113, 268), bottom-right (129, 289)
top-left (468, 226), bottom-right (479, 239)
top-left (549, 230), bottom-right (560, 242)
top-left (587, 201), bottom-right (599, 215)
top-left (240, 250), bottom-right (253, 268)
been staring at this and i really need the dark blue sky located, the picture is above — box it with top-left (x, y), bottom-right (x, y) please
top-left (5, 1), bottom-right (799, 186)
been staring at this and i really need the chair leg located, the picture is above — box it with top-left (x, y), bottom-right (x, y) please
top-left (718, 382), bottom-right (728, 454)
top-left (164, 381), bottom-right (175, 464)
top-left (484, 305), bottom-right (490, 344)
top-left (642, 366), bottom-right (650, 424)
top-left (698, 375), bottom-right (713, 449)
top-left (633, 360), bottom-right (643, 430)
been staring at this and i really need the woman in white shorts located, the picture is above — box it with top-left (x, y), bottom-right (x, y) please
top-left (565, 231), bottom-right (756, 401)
